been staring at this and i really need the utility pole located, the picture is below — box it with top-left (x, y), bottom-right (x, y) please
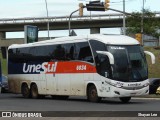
top-left (45, 0), bottom-right (50, 39)
top-left (141, 0), bottom-right (145, 45)
top-left (123, 0), bottom-right (126, 35)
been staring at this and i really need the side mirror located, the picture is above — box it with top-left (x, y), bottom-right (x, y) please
top-left (144, 51), bottom-right (155, 64)
top-left (96, 51), bottom-right (114, 64)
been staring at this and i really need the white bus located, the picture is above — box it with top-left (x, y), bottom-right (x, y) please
top-left (8, 34), bottom-right (155, 103)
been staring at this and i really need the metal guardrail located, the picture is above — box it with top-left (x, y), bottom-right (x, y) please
top-left (0, 12), bottom-right (159, 24)
top-left (0, 14), bottom-right (124, 24)
top-left (0, 12), bottom-right (160, 24)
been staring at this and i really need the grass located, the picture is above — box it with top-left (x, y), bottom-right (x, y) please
top-left (0, 51), bottom-right (7, 75)
top-left (0, 46), bottom-right (160, 78)
top-left (144, 46), bottom-right (160, 78)
top-left (139, 94), bottom-right (160, 98)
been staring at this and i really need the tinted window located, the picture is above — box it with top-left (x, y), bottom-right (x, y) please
top-left (8, 49), bottom-right (16, 63)
top-left (8, 47), bottom-right (31, 63)
top-left (52, 44), bottom-right (66, 60)
top-left (34, 46), bottom-right (53, 62)
top-left (63, 43), bottom-right (75, 60)
top-left (28, 45), bottom-right (65, 62)
top-left (107, 45), bottom-right (148, 82)
top-left (8, 42), bottom-right (92, 63)
top-left (89, 40), bottom-right (111, 77)
top-left (75, 42), bottom-right (93, 63)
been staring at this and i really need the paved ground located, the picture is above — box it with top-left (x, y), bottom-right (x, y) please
top-left (0, 93), bottom-right (160, 111)
top-left (0, 93), bottom-right (160, 119)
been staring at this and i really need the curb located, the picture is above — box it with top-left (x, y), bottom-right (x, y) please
top-left (133, 97), bottom-right (160, 100)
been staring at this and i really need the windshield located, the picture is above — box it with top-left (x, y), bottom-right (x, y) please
top-left (107, 45), bottom-right (148, 82)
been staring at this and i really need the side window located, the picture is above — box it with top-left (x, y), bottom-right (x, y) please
top-left (34, 46), bottom-right (46, 62)
top-left (28, 47), bottom-right (36, 62)
top-left (89, 40), bottom-right (106, 56)
top-left (35, 44), bottom-right (65, 61)
top-left (63, 43), bottom-right (75, 60)
top-left (8, 49), bottom-right (17, 63)
top-left (34, 45), bottom-right (56, 62)
top-left (34, 45), bottom-right (66, 62)
top-left (9, 47), bottom-right (31, 63)
top-left (89, 40), bottom-right (112, 78)
top-left (17, 47), bottom-right (30, 63)
top-left (75, 42), bottom-right (93, 63)
top-left (53, 44), bottom-right (66, 61)
top-left (45, 45), bottom-right (57, 61)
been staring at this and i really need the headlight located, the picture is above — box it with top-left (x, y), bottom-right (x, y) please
top-left (143, 82), bottom-right (149, 87)
top-left (156, 87), bottom-right (160, 95)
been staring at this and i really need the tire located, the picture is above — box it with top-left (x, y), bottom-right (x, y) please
top-left (30, 84), bottom-right (39, 99)
top-left (1, 87), bottom-right (5, 93)
top-left (87, 85), bottom-right (101, 102)
top-left (21, 84), bottom-right (31, 98)
top-left (119, 97), bottom-right (131, 103)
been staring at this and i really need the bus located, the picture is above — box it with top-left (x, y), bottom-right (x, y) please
top-left (8, 34), bottom-right (155, 103)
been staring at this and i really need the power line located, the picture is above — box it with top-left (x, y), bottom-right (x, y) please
top-left (110, 0), bottom-right (137, 4)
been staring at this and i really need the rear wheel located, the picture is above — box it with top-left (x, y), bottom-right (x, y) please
top-left (1, 87), bottom-right (6, 93)
top-left (119, 97), bottom-right (131, 103)
top-left (87, 85), bottom-right (101, 102)
top-left (30, 84), bottom-right (39, 99)
top-left (21, 84), bottom-right (31, 98)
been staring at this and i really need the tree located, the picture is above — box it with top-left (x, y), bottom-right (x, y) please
top-left (126, 9), bottom-right (160, 38)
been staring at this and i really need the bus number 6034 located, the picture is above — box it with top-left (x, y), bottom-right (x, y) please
top-left (76, 65), bottom-right (87, 71)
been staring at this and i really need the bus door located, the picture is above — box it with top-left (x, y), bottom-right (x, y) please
top-left (89, 40), bottom-right (111, 94)
top-left (70, 41), bottom-right (94, 96)
top-left (95, 53), bottom-right (112, 94)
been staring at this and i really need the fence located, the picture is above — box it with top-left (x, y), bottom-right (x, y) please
top-left (143, 35), bottom-right (159, 46)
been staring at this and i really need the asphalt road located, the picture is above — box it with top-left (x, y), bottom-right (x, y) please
top-left (0, 93), bottom-right (160, 118)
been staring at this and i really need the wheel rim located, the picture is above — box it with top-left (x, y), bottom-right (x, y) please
top-left (91, 89), bottom-right (97, 98)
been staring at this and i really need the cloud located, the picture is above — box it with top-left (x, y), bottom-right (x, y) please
top-left (0, 0), bottom-right (80, 18)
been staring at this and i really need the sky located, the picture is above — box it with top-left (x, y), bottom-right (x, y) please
top-left (0, 0), bottom-right (159, 38)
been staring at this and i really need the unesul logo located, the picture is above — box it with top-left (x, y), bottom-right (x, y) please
top-left (23, 62), bottom-right (57, 73)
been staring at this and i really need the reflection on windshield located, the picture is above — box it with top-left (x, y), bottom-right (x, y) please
top-left (107, 45), bottom-right (148, 82)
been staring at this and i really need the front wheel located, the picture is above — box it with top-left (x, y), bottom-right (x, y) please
top-left (87, 85), bottom-right (101, 102)
top-left (119, 97), bottom-right (131, 103)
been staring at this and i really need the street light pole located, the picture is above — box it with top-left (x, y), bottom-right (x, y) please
top-left (45, 0), bottom-right (50, 39)
top-left (68, 9), bottom-right (79, 36)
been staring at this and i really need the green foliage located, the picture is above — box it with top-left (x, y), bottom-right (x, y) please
top-left (144, 47), bottom-right (160, 78)
top-left (0, 52), bottom-right (7, 75)
top-left (126, 9), bottom-right (160, 38)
